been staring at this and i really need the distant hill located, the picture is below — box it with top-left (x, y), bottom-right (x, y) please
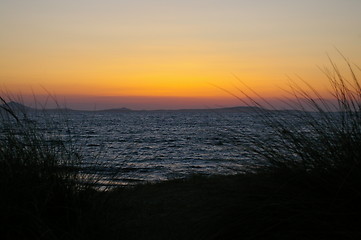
top-left (1, 101), bottom-right (267, 113)
top-left (97, 107), bottom-right (132, 113)
top-left (97, 106), bottom-right (264, 113)
top-left (0, 101), bottom-right (34, 112)
top-left (170, 106), bottom-right (263, 113)
top-left (0, 101), bottom-right (79, 114)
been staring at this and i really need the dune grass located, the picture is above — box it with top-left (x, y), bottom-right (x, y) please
top-left (226, 55), bottom-right (361, 239)
top-left (0, 97), bottom-right (111, 239)
top-left (240, 56), bottom-right (361, 193)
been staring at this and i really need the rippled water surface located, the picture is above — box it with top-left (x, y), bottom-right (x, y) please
top-left (48, 111), bottom-right (271, 185)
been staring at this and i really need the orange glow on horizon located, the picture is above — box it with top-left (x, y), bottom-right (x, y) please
top-left (1, 1), bottom-right (360, 109)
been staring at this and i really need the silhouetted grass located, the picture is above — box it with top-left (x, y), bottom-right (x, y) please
top-left (0, 97), bottom-right (115, 239)
top-left (242, 55), bottom-right (361, 189)
top-left (227, 54), bottom-right (361, 239)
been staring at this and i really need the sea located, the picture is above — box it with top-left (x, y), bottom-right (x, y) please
top-left (48, 109), bottom-right (272, 186)
top-left (0, 102), bottom-right (342, 186)
top-left (2, 106), bottom-right (287, 186)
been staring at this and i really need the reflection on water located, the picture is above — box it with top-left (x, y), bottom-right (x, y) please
top-left (30, 111), bottom-right (276, 185)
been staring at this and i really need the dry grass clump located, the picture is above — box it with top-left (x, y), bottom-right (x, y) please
top-left (247, 56), bottom-right (361, 185)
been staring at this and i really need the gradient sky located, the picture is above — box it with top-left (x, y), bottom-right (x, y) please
top-left (1, 0), bottom-right (361, 109)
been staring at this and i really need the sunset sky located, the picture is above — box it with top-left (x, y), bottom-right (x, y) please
top-left (1, 0), bottom-right (361, 110)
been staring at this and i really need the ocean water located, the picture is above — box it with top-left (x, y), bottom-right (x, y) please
top-left (0, 106), bottom-right (340, 186)
top-left (51, 110), bottom-right (271, 185)
top-left (9, 109), bottom-right (278, 186)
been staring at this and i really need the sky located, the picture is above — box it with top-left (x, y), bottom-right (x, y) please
top-left (1, 0), bottom-right (361, 110)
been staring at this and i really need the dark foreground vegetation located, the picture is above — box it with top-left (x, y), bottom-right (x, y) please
top-left (1, 57), bottom-right (361, 239)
